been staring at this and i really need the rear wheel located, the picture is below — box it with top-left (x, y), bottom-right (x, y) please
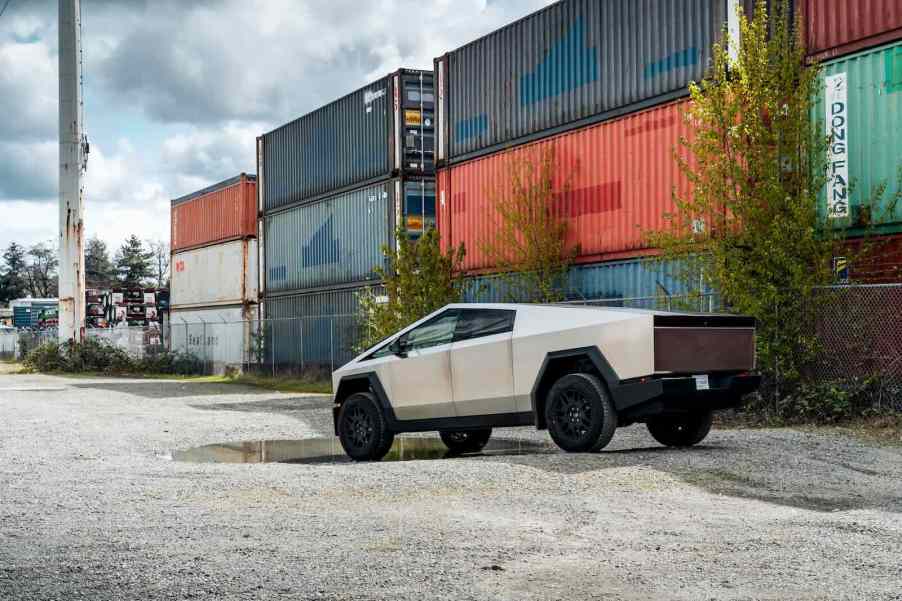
top-left (337, 393), bottom-right (394, 461)
top-left (545, 373), bottom-right (617, 453)
top-left (646, 411), bottom-right (713, 447)
top-left (439, 429), bottom-right (492, 454)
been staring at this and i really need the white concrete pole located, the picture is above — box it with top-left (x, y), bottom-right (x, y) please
top-left (58, 0), bottom-right (86, 343)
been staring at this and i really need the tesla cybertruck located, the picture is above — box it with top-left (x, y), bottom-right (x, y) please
top-left (331, 303), bottom-right (759, 461)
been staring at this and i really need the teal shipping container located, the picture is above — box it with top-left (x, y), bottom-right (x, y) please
top-left (817, 40), bottom-right (902, 234)
top-left (463, 258), bottom-right (711, 308)
top-left (265, 177), bottom-right (435, 294)
top-left (12, 300), bottom-right (59, 328)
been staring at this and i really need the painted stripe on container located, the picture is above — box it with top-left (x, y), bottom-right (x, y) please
top-left (438, 99), bottom-right (694, 273)
top-left (817, 41), bottom-right (902, 234)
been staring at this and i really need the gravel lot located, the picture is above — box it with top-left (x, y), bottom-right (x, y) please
top-left (1, 372), bottom-right (901, 600)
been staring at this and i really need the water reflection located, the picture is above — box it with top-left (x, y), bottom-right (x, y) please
top-left (170, 437), bottom-right (554, 464)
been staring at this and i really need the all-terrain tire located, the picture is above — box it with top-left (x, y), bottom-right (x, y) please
top-left (439, 429), bottom-right (492, 455)
top-left (337, 392), bottom-right (395, 461)
top-left (545, 373), bottom-right (617, 453)
top-left (646, 411), bottom-right (713, 447)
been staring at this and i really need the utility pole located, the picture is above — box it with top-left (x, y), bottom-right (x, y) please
top-left (58, 0), bottom-right (86, 343)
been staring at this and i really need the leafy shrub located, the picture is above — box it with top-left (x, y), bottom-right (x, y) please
top-left (23, 338), bottom-right (202, 376)
top-left (744, 377), bottom-right (883, 424)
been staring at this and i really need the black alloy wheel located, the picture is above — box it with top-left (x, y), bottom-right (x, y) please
top-left (337, 392), bottom-right (394, 461)
top-left (545, 373), bottom-right (617, 453)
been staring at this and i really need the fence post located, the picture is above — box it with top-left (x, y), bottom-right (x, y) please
top-left (330, 318), bottom-right (334, 374)
top-left (201, 319), bottom-right (208, 375)
top-left (271, 319), bottom-right (276, 378)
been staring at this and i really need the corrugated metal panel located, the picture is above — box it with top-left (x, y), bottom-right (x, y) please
top-left (437, 0), bottom-right (728, 162)
top-left (266, 176), bottom-right (437, 294)
top-left (262, 69), bottom-right (434, 213)
top-left (266, 181), bottom-right (395, 293)
top-left (438, 100), bottom-right (694, 273)
top-left (817, 41), bottom-right (902, 234)
top-left (171, 174), bottom-right (257, 252)
top-left (463, 258), bottom-right (708, 303)
top-left (171, 239), bottom-right (259, 308)
top-left (804, 0), bottom-right (902, 61)
top-left (264, 287), bottom-right (379, 369)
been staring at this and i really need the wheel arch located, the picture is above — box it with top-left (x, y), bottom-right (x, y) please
top-left (529, 346), bottom-right (619, 430)
top-left (333, 372), bottom-right (397, 435)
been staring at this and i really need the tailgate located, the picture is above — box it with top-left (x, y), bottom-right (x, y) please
top-left (653, 314), bottom-right (756, 373)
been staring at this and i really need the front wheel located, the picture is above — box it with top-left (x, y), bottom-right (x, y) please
top-left (337, 393), bottom-right (394, 461)
top-left (545, 373), bottom-right (617, 452)
top-left (439, 429), bottom-right (492, 454)
top-left (646, 411), bottom-right (713, 447)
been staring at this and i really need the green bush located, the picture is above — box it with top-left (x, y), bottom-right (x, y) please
top-left (744, 377), bottom-right (883, 424)
top-left (23, 338), bottom-right (202, 376)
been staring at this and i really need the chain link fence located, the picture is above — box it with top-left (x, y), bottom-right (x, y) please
top-left (6, 286), bottom-right (900, 396)
top-left (807, 284), bottom-right (902, 406)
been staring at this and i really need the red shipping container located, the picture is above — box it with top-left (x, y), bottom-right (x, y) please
top-left (438, 100), bottom-right (694, 274)
top-left (803, 0), bottom-right (902, 61)
top-left (171, 174), bottom-right (257, 252)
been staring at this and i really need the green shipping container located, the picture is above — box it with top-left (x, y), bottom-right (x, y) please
top-left (817, 41), bottom-right (902, 235)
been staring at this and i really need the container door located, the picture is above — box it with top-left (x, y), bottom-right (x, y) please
top-left (386, 309), bottom-right (458, 420)
top-left (450, 309), bottom-right (516, 417)
top-left (398, 71), bottom-right (435, 174)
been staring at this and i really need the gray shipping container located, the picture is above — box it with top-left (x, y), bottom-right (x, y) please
top-left (436, 0), bottom-right (743, 163)
top-left (260, 68), bottom-right (434, 213)
top-left (264, 286), bottom-right (381, 370)
top-left (265, 177), bottom-right (436, 294)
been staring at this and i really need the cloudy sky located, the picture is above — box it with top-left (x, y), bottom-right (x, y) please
top-left (0, 0), bottom-right (551, 252)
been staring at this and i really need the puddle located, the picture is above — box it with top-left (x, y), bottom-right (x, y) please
top-left (168, 437), bottom-right (555, 464)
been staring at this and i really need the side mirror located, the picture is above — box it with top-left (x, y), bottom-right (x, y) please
top-left (390, 338), bottom-right (408, 358)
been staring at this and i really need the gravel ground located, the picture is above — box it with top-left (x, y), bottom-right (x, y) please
top-left (1, 372), bottom-right (901, 601)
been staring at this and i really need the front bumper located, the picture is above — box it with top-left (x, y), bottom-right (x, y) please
top-left (613, 373), bottom-right (762, 415)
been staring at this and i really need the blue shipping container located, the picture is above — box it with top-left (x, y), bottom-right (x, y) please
top-left (261, 69), bottom-right (434, 213)
top-left (463, 258), bottom-right (712, 307)
top-left (265, 177), bottom-right (436, 294)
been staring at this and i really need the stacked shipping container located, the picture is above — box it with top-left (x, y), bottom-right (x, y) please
top-left (807, 2), bottom-right (902, 279)
top-left (260, 69), bottom-right (436, 368)
top-left (170, 174), bottom-right (259, 372)
top-left (434, 0), bottom-right (743, 298)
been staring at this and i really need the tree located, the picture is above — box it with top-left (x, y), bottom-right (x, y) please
top-left (357, 227), bottom-right (466, 351)
top-left (114, 235), bottom-right (153, 288)
top-left (146, 239), bottom-right (171, 289)
top-left (0, 242), bottom-right (28, 304)
top-left (648, 0), bottom-right (852, 403)
top-left (24, 242), bottom-right (59, 298)
top-left (480, 145), bottom-right (579, 303)
top-left (85, 237), bottom-right (116, 289)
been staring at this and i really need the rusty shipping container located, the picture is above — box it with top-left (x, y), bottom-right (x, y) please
top-left (435, 0), bottom-right (748, 164)
top-left (171, 174), bottom-right (257, 253)
top-left (803, 0), bottom-right (902, 61)
top-left (260, 69), bottom-right (434, 214)
top-left (438, 99), bottom-right (693, 274)
top-left (170, 239), bottom-right (258, 309)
